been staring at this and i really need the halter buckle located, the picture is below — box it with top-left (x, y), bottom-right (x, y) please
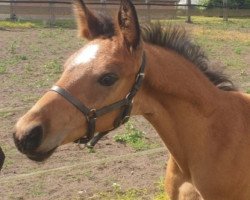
top-left (136, 72), bottom-right (145, 82)
top-left (87, 109), bottom-right (97, 120)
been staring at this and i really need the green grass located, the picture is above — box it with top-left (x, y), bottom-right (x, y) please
top-left (96, 178), bottom-right (168, 200)
top-left (161, 16), bottom-right (250, 30)
top-left (44, 59), bottom-right (62, 75)
top-left (157, 17), bottom-right (250, 70)
top-left (154, 178), bottom-right (169, 200)
top-left (0, 111), bottom-right (13, 118)
top-left (9, 40), bottom-right (19, 54)
top-left (114, 121), bottom-right (157, 151)
top-left (0, 64), bottom-right (7, 74)
top-left (0, 57), bottom-right (21, 74)
top-left (99, 189), bottom-right (146, 200)
top-left (0, 20), bottom-right (41, 28)
top-left (0, 19), bottom-right (76, 29)
top-left (30, 180), bottom-right (46, 197)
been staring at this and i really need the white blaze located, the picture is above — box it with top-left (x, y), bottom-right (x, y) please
top-left (74, 44), bottom-right (99, 65)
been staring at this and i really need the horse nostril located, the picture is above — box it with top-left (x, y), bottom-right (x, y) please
top-left (24, 125), bottom-right (44, 152)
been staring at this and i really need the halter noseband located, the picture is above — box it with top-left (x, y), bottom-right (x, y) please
top-left (50, 52), bottom-right (146, 148)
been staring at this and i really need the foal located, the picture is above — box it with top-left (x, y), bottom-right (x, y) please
top-left (13, 0), bottom-right (250, 199)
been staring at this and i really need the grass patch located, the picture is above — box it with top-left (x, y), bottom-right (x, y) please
top-left (30, 180), bottom-right (46, 197)
top-left (0, 20), bottom-right (40, 28)
top-left (99, 188), bottom-right (147, 200)
top-left (153, 178), bottom-right (169, 200)
top-left (0, 64), bottom-right (7, 74)
top-left (114, 121), bottom-right (156, 151)
top-left (9, 40), bottom-right (19, 54)
top-left (246, 88), bottom-right (250, 94)
top-left (0, 111), bottom-right (14, 118)
top-left (158, 17), bottom-right (250, 70)
top-left (44, 59), bottom-right (62, 74)
top-left (0, 57), bottom-right (21, 74)
top-left (95, 178), bottom-right (168, 200)
top-left (52, 19), bottom-right (76, 29)
top-left (161, 16), bottom-right (250, 30)
top-left (0, 19), bottom-right (76, 29)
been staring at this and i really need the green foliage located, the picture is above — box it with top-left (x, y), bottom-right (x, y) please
top-left (0, 19), bottom-right (76, 29)
top-left (52, 19), bottom-right (76, 29)
top-left (0, 64), bottom-right (7, 74)
top-left (246, 88), bottom-right (250, 94)
top-left (114, 121), bottom-right (155, 151)
top-left (98, 178), bottom-right (169, 200)
top-left (18, 55), bottom-right (28, 60)
top-left (44, 59), bottom-right (62, 74)
top-left (153, 178), bottom-right (169, 200)
top-left (0, 55), bottom-right (25, 74)
top-left (0, 20), bottom-right (40, 28)
top-left (87, 147), bottom-right (96, 153)
top-left (99, 187), bottom-right (147, 200)
top-left (0, 111), bottom-right (13, 118)
top-left (9, 40), bottom-right (18, 54)
top-left (199, 0), bottom-right (250, 9)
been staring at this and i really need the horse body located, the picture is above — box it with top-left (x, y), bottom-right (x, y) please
top-left (139, 42), bottom-right (250, 199)
top-left (13, 0), bottom-right (250, 199)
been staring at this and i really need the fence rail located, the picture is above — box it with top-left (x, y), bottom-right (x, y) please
top-left (0, 0), bottom-right (180, 5)
top-left (0, 0), bottom-right (250, 24)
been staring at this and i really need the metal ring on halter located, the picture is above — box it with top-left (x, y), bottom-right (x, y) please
top-left (87, 109), bottom-right (97, 120)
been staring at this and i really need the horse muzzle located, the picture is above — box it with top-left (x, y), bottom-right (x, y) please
top-left (13, 124), bottom-right (57, 162)
top-left (0, 147), bottom-right (5, 170)
top-left (26, 147), bottom-right (57, 162)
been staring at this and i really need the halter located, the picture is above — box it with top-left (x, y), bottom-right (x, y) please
top-left (50, 52), bottom-right (146, 148)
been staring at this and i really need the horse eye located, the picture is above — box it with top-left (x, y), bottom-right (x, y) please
top-left (98, 73), bottom-right (118, 86)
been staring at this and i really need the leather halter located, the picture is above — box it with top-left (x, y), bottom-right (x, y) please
top-left (50, 52), bottom-right (146, 148)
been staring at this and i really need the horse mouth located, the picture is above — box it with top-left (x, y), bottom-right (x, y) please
top-left (26, 147), bottom-right (57, 162)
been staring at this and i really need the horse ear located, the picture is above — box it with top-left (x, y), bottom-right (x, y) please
top-left (117, 0), bottom-right (141, 50)
top-left (73, 0), bottom-right (114, 40)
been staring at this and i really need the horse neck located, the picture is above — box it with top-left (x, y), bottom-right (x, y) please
top-left (137, 43), bottom-right (224, 172)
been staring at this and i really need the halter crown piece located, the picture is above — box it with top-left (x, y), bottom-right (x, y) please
top-left (50, 52), bottom-right (146, 148)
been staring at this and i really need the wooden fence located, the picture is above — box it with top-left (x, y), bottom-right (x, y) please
top-left (0, 0), bottom-right (249, 24)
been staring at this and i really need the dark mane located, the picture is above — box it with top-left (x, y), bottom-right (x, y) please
top-left (93, 12), bottom-right (236, 91)
top-left (141, 23), bottom-right (236, 91)
top-left (93, 11), bottom-right (115, 38)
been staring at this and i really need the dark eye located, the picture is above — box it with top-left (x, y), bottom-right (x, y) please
top-left (98, 73), bottom-right (118, 86)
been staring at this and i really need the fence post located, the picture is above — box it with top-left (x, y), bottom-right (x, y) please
top-left (146, 0), bottom-right (151, 23)
top-left (10, 0), bottom-right (17, 21)
top-left (223, 0), bottom-right (228, 21)
top-left (101, 0), bottom-right (106, 10)
top-left (49, 0), bottom-right (55, 27)
top-left (186, 0), bottom-right (192, 23)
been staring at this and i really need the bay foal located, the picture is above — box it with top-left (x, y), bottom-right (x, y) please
top-left (13, 0), bottom-right (250, 199)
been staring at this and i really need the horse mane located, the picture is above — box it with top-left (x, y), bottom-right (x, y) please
top-left (89, 11), bottom-right (236, 91)
top-left (141, 23), bottom-right (237, 91)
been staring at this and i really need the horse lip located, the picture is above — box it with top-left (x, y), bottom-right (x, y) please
top-left (26, 147), bottom-right (57, 162)
top-left (0, 147), bottom-right (5, 170)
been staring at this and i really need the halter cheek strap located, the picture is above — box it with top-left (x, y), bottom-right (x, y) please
top-left (50, 52), bottom-right (146, 148)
